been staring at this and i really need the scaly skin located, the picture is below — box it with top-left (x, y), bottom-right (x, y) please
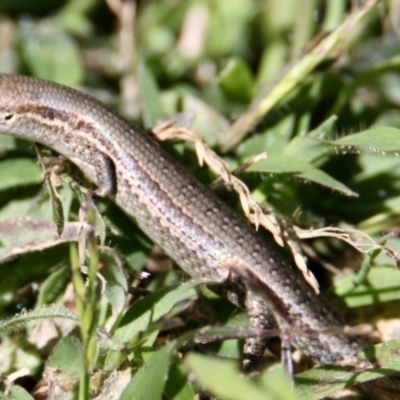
top-left (0, 74), bottom-right (364, 368)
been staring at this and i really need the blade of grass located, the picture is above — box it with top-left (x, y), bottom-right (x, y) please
top-left (220, 0), bottom-right (379, 150)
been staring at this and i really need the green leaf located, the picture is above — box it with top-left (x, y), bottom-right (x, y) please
top-left (101, 256), bottom-right (128, 315)
top-left (246, 155), bottom-right (357, 197)
top-left (241, 114), bottom-right (296, 156)
top-left (0, 305), bottom-right (77, 335)
top-left (0, 159), bottom-right (42, 190)
top-left (120, 344), bottom-right (172, 400)
top-left (283, 116), bottom-right (338, 165)
top-left (56, 0), bottom-right (95, 35)
top-left (43, 173), bottom-right (65, 236)
top-left (333, 265), bottom-right (400, 308)
top-left (0, 133), bottom-right (17, 151)
top-left (259, 365), bottom-right (300, 400)
top-left (37, 266), bottom-right (70, 306)
top-left (218, 57), bottom-right (254, 102)
top-left (180, 94), bottom-right (229, 145)
top-left (295, 340), bottom-right (400, 400)
top-left (206, 0), bottom-right (254, 57)
top-left (220, 0), bottom-right (377, 150)
top-left (47, 336), bottom-right (83, 377)
top-left (138, 62), bottom-right (164, 129)
top-left (184, 353), bottom-right (296, 400)
top-left (7, 386), bottom-right (34, 400)
top-left (164, 358), bottom-right (195, 400)
top-left (18, 22), bottom-right (83, 86)
top-left (335, 127), bottom-right (400, 153)
top-left (44, 336), bottom-right (82, 398)
top-left (114, 282), bottom-right (197, 345)
top-left (283, 136), bottom-right (333, 166)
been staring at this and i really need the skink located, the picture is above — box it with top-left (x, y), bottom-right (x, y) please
top-left (0, 74), bottom-right (363, 370)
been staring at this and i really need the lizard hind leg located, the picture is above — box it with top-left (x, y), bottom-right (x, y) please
top-left (242, 290), bottom-right (280, 374)
top-left (215, 277), bottom-right (281, 373)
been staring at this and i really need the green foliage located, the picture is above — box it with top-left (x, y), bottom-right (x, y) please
top-left (114, 282), bottom-right (197, 346)
top-left (0, 159), bottom-right (42, 190)
top-left (0, 305), bottom-right (77, 335)
top-left (295, 339), bottom-right (400, 399)
top-left (185, 354), bottom-right (299, 400)
top-left (1, 0), bottom-right (400, 399)
top-left (120, 344), bottom-right (173, 400)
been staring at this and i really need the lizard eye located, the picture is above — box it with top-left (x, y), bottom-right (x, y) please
top-left (4, 113), bottom-right (13, 121)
